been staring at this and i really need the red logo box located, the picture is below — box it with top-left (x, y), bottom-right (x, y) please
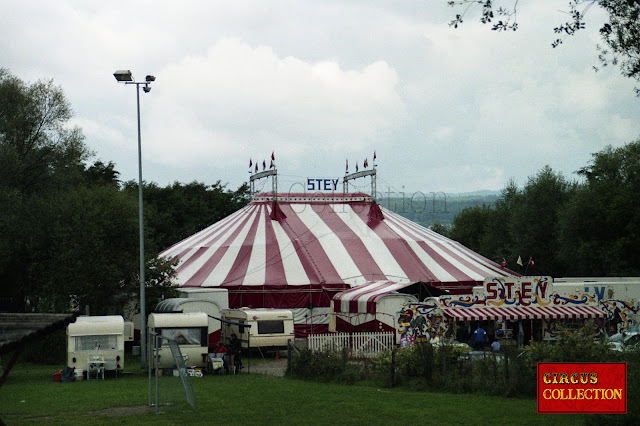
top-left (537, 362), bottom-right (627, 414)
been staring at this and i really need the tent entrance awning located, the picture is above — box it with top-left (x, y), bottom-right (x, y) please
top-left (333, 281), bottom-right (415, 314)
top-left (442, 305), bottom-right (606, 322)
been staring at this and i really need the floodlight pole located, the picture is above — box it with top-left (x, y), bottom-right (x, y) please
top-left (114, 70), bottom-right (154, 369)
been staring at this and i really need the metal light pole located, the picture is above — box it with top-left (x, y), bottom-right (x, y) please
top-left (113, 70), bottom-right (155, 368)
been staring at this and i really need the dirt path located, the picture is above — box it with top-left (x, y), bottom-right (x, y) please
top-left (247, 359), bottom-right (287, 377)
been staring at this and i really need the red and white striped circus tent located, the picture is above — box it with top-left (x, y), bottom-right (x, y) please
top-left (160, 192), bottom-right (515, 335)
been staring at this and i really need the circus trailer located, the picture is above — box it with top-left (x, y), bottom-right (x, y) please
top-left (147, 312), bottom-right (209, 369)
top-left (554, 277), bottom-right (640, 335)
top-left (67, 315), bottom-right (125, 374)
top-left (397, 277), bottom-right (607, 347)
top-left (329, 281), bottom-right (419, 333)
top-left (159, 187), bottom-right (516, 338)
top-left (155, 292), bottom-right (228, 349)
top-left (221, 308), bottom-right (294, 349)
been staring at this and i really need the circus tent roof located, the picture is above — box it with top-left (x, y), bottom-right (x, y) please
top-left (160, 193), bottom-right (514, 295)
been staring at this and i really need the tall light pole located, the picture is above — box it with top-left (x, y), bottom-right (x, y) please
top-left (113, 70), bottom-right (155, 368)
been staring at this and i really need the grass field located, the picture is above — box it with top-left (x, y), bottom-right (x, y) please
top-left (0, 359), bottom-right (589, 425)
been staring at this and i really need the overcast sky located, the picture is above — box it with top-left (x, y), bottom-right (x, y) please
top-left (3, 0), bottom-right (639, 195)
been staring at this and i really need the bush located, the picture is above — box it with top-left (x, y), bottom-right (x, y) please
top-left (21, 328), bottom-right (67, 365)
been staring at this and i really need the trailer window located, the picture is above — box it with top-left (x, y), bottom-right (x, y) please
top-left (74, 335), bottom-right (118, 351)
top-left (257, 320), bottom-right (284, 335)
top-left (158, 327), bottom-right (206, 347)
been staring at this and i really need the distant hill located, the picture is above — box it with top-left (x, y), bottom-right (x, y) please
top-left (379, 191), bottom-right (500, 228)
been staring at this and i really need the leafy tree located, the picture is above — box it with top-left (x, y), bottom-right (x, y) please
top-left (558, 140), bottom-right (640, 275)
top-left (0, 68), bottom-right (90, 194)
top-left (508, 166), bottom-right (574, 276)
top-left (450, 168), bottom-right (574, 276)
top-left (430, 221), bottom-right (450, 236)
top-left (0, 70), bottom-right (182, 314)
top-left (449, 205), bottom-right (493, 252)
top-left (446, 1), bottom-right (640, 93)
top-left (129, 180), bottom-right (250, 252)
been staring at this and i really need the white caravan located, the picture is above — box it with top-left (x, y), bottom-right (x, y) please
top-left (147, 312), bottom-right (209, 369)
top-left (67, 315), bottom-right (125, 374)
top-left (221, 308), bottom-right (294, 349)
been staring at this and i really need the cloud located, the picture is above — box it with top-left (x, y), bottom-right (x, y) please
top-left (145, 38), bottom-right (406, 168)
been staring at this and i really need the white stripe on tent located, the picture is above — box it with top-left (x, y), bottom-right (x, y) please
top-left (270, 207), bottom-right (312, 286)
top-left (333, 204), bottom-right (407, 281)
top-left (383, 217), bottom-right (459, 282)
top-left (296, 204), bottom-right (362, 284)
top-left (386, 209), bottom-right (506, 278)
top-left (385, 210), bottom-right (497, 280)
top-left (202, 207), bottom-right (257, 285)
top-left (242, 205), bottom-right (267, 286)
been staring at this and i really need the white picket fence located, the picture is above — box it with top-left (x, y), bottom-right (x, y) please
top-left (307, 332), bottom-right (395, 359)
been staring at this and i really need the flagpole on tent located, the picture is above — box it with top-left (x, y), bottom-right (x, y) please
top-left (523, 256), bottom-right (533, 275)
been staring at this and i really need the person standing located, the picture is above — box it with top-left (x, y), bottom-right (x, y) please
top-left (473, 324), bottom-right (488, 350)
top-left (229, 333), bottom-right (242, 373)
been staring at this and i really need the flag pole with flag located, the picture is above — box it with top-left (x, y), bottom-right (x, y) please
top-left (524, 256), bottom-right (535, 275)
top-left (516, 256), bottom-right (523, 267)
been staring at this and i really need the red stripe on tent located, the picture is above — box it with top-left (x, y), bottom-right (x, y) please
top-left (174, 205), bottom-right (254, 276)
top-left (162, 207), bottom-right (246, 255)
top-left (352, 205), bottom-right (435, 282)
top-left (263, 204), bottom-right (288, 287)
top-left (183, 206), bottom-right (259, 286)
top-left (319, 204), bottom-right (386, 282)
top-left (387, 211), bottom-right (510, 279)
top-left (385, 213), bottom-right (474, 282)
top-left (389, 210), bottom-right (514, 278)
top-left (277, 203), bottom-right (343, 285)
top-left (220, 204), bottom-right (263, 286)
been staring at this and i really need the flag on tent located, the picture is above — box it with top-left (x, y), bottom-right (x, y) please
top-left (249, 159), bottom-right (252, 168)
top-left (255, 163), bottom-right (258, 173)
top-left (528, 257), bottom-right (535, 267)
top-left (262, 160), bottom-right (266, 170)
top-left (517, 256), bottom-right (523, 266)
top-left (271, 151), bottom-right (275, 161)
top-left (373, 150), bottom-right (377, 161)
top-left (500, 258), bottom-right (506, 270)
top-left (364, 158), bottom-right (368, 168)
top-left (346, 159), bottom-right (349, 173)
top-left (270, 160), bottom-right (274, 169)
top-left (356, 162), bottom-right (359, 172)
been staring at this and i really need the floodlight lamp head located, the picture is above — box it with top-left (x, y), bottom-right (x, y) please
top-left (113, 70), bottom-right (133, 82)
top-left (145, 75), bottom-right (156, 82)
top-left (143, 85), bottom-right (151, 93)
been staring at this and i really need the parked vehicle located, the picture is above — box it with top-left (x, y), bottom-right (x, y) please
top-left (67, 316), bottom-right (125, 374)
top-left (147, 312), bottom-right (209, 368)
top-left (221, 308), bottom-right (294, 349)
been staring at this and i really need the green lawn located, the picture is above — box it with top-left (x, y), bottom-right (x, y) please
top-left (1, 361), bottom-right (589, 425)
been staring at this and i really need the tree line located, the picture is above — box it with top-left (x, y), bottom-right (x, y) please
top-left (438, 141), bottom-right (640, 278)
top-left (0, 69), bottom-right (249, 315)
